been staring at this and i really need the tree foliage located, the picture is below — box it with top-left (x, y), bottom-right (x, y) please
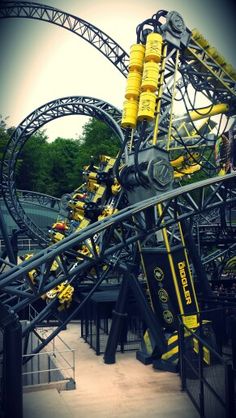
top-left (0, 117), bottom-right (120, 197)
top-left (0, 116), bottom-right (11, 163)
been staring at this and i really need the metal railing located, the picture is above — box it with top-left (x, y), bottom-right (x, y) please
top-left (22, 343), bottom-right (75, 388)
top-left (0, 237), bottom-right (39, 252)
top-left (22, 305), bottom-right (76, 389)
top-left (178, 310), bottom-right (235, 418)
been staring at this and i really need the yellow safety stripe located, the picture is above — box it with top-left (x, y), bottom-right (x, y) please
top-left (193, 338), bottom-right (211, 365)
top-left (161, 345), bottom-right (179, 360)
top-left (157, 204), bottom-right (184, 314)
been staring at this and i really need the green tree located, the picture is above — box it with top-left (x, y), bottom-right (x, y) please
top-left (15, 131), bottom-right (48, 191)
top-left (1, 117), bottom-right (121, 198)
top-left (45, 137), bottom-right (81, 196)
top-left (0, 116), bottom-right (11, 163)
top-left (76, 118), bottom-right (120, 170)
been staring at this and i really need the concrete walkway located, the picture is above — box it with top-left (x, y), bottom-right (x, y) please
top-left (24, 323), bottom-right (199, 418)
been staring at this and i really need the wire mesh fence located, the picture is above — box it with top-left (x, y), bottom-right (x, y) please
top-left (178, 309), bottom-right (235, 418)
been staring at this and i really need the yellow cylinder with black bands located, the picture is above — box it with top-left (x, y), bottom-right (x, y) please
top-left (121, 99), bottom-right (139, 128)
top-left (145, 33), bottom-right (162, 63)
top-left (129, 44), bottom-right (146, 71)
top-left (141, 61), bottom-right (160, 92)
top-left (125, 71), bottom-right (142, 99)
top-left (137, 91), bottom-right (156, 121)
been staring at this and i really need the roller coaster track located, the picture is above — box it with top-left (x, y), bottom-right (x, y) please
top-left (1, 1), bottom-right (236, 106)
top-left (0, 173), bottom-right (235, 309)
top-left (1, 1), bottom-right (236, 246)
top-left (182, 37), bottom-right (236, 104)
top-left (202, 242), bottom-right (236, 269)
top-left (0, 1), bottom-right (129, 77)
top-left (16, 189), bottom-right (60, 210)
top-left (0, 173), bottom-right (235, 355)
top-left (0, 1), bottom-right (235, 360)
top-left (0, 189), bottom-right (60, 211)
top-left (1, 96), bottom-right (123, 244)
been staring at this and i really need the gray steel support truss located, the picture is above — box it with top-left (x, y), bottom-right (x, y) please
top-left (0, 1), bottom-right (129, 77)
top-left (0, 173), bottom-right (235, 356)
top-left (0, 1), bottom-right (236, 359)
top-left (0, 173), bottom-right (235, 311)
top-left (1, 96), bottom-right (123, 244)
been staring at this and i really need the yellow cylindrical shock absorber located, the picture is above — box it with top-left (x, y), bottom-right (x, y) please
top-left (125, 71), bottom-right (142, 99)
top-left (192, 29), bottom-right (236, 80)
top-left (223, 63), bottom-right (234, 76)
top-left (129, 44), bottom-right (146, 71)
top-left (197, 35), bottom-right (209, 49)
top-left (215, 53), bottom-right (226, 67)
top-left (188, 103), bottom-right (229, 122)
top-left (137, 33), bottom-right (163, 122)
top-left (191, 28), bottom-right (200, 40)
top-left (141, 61), bottom-right (160, 92)
top-left (121, 43), bottom-right (145, 128)
top-left (192, 29), bottom-right (209, 49)
top-left (137, 91), bottom-right (156, 121)
top-left (145, 33), bottom-right (162, 63)
top-left (207, 46), bottom-right (219, 60)
top-left (122, 99), bottom-right (139, 128)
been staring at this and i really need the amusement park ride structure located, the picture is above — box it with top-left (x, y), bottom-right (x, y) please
top-left (0, 2), bottom-right (236, 371)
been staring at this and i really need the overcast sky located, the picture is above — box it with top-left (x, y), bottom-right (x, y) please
top-left (0, 0), bottom-right (235, 140)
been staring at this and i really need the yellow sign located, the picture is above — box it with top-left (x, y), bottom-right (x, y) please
top-left (182, 314), bottom-right (198, 329)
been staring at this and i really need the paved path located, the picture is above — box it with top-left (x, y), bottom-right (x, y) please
top-left (24, 323), bottom-right (199, 418)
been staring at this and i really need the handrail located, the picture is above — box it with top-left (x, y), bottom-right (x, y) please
top-left (22, 349), bottom-right (75, 383)
top-left (178, 307), bottom-right (235, 418)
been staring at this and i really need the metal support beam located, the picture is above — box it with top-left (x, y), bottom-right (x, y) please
top-left (0, 303), bottom-right (22, 418)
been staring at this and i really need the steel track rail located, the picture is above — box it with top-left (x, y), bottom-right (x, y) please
top-left (1, 96), bottom-right (123, 244)
top-left (0, 173), bottom-right (235, 312)
top-left (1, 190), bottom-right (60, 211)
top-left (16, 189), bottom-right (60, 210)
top-left (0, 1), bottom-right (129, 77)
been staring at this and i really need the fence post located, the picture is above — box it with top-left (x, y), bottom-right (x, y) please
top-left (178, 319), bottom-right (186, 391)
top-left (48, 354), bottom-right (51, 383)
top-left (2, 308), bottom-right (23, 418)
top-left (230, 316), bottom-right (236, 370)
top-left (73, 350), bottom-right (75, 383)
top-left (225, 363), bottom-right (235, 418)
top-left (198, 315), bottom-right (205, 418)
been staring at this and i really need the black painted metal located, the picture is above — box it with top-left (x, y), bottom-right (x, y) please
top-left (1, 1), bottom-right (235, 110)
top-left (178, 310), bottom-right (235, 418)
top-left (0, 303), bottom-right (22, 418)
top-left (0, 206), bottom-right (16, 264)
top-left (180, 218), bottom-right (213, 297)
top-left (104, 269), bottom-right (167, 364)
top-left (0, 174), bottom-right (235, 312)
top-left (1, 2), bottom-right (235, 249)
top-left (16, 189), bottom-right (60, 211)
top-left (183, 39), bottom-right (236, 105)
top-left (1, 96), bottom-right (123, 244)
top-left (23, 266), bottom-right (115, 361)
top-left (0, 1), bottom-right (129, 77)
top-left (0, 2), bottom-right (236, 367)
top-left (103, 274), bottom-right (130, 364)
